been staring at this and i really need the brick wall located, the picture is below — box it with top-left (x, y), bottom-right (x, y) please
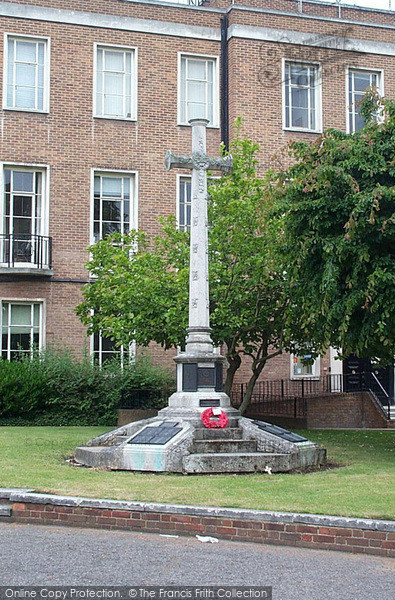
top-left (5, 493), bottom-right (394, 558)
top-left (306, 392), bottom-right (390, 429)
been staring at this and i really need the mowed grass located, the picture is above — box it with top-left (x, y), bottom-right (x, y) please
top-left (0, 427), bottom-right (394, 519)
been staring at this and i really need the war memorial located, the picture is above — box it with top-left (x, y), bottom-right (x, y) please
top-left (75, 120), bottom-right (326, 474)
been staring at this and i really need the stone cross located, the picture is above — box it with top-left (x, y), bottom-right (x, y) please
top-left (165, 119), bottom-right (232, 356)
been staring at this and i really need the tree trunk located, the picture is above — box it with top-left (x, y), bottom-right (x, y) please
top-left (224, 353), bottom-right (241, 401)
top-left (238, 359), bottom-right (266, 415)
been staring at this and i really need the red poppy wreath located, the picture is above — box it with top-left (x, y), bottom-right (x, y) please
top-left (201, 407), bottom-right (229, 429)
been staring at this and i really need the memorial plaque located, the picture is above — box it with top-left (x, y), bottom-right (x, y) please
top-left (215, 362), bottom-right (224, 392)
top-left (197, 367), bottom-right (215, 388)
top-left (183, 363), bottom-right (198, 392)
top-left (128, 422), bottom-right (182, 445)
top-left (199, 399), bottom-right (220, 407)
top-left (252, 420), bottom-right (308, 443)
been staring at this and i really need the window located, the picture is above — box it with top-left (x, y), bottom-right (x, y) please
top-left (179, 54), bottom-right (218, 126)
top-left (348, 69), bottom-right (381, 133)
top-left (1, 166), bottom-right (48, 266)
top-left (92, 332), bottom-right (134, 366)
top-left (95, 46), bottom-right (137, 120)
top-left (4, 36), bottom-right (49, 112)
top-left (93, 173), bottom-right (136, 242)
top-left (284, 62), bottom-right (321, 132)
top-left (1, 302), bottom-right (43, 360)
top-left (291, 354), bottom-right (320, 379)
top-left (178, 177), bottom-right (191, 231)
top-left (177, 175), bottom-right (218, 231)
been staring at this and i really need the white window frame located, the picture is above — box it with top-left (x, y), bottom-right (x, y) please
top-left (346, 66), bottom-right (384, 134)
top-left (0, 298), bottom-right (45, 360)
top-left (90, 169), bottom-right (138, 245)
top-left (177, 52), bottom-right (219, 128)
top-left (176, 174), bottom-right (192, 231)
top-left (3, 33), bottom-right (50, 113)
top-left (90, 332), bottom-right (136, 367)
top-left (176, 173), bottom-right (219, 231)
top-left (93, 43), bottom-right (138, 121)
top-left (290, 353), bottom-right (320, 380)
top-left (282, 59), bottom-right (322, 133)
top-left (0, 163), bottom-right (50, 267)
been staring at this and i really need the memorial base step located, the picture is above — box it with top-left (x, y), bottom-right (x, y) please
top-left (193, 427), bottom-right (243, 440)
top-left (192, 439), bottom-right (257, 453)
top-left (182, 452), bottom-right (292, 474)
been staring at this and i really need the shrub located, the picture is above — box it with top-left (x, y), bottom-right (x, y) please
top-left (0, 350), bottom-right (175, 426)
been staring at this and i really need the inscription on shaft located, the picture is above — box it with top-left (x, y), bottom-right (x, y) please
top-left (165, 119), bottom-right (233, 353)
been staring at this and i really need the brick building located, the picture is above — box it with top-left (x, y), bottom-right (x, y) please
top-left (0, 0), bottom-right (394, 392)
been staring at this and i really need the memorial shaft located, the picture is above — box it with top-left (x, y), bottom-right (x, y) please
top-left (165, 119), bottom-right (232, 356)
top-left (187, 120), bottom-right (212, 353)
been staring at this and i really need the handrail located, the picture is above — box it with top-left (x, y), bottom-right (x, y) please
top-left (367, 387), bottom-right (392, 421)
top-left (370, 372), bottom-right (390, 398)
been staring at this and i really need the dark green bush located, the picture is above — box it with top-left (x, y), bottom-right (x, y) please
top-left (0, 350), bottom-right (175, 426)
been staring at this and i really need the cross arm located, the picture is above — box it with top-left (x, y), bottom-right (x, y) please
top-left (205, 155), bottom-right (233, 174)
top-left (165, 150), bottom-right (233, 174)
top-left (165, 150), bottom-right (193, 171)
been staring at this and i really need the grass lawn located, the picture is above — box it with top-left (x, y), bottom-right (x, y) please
top-left (0, 427), bottom-right (394, 520)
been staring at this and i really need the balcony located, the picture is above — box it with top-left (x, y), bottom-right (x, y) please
top-left (0, 234), bottom-right (53, 275)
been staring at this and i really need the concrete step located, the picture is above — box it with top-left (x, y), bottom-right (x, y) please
top-left (193, 427), bottom-right (243, 440)
top-left (75, 445), bottom-right (122, 468)
top-left (183, 452), bottom-right (291, 474)
top-left (0, 503), bottom-right (12, 518)
top-left (193, 439), bottom-right (257, 454)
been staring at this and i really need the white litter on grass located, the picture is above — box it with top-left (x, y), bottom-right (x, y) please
top-left (264, 465), bottom-right (272, 475)
top-left (160, 534), bottom-right (179, 538)
top-left (196, 535), bottom-right (219, 543)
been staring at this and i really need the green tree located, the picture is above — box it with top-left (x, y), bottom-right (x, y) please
top-left (271, 92), bottom-right (395, 364)
top-left (77, 132), bottom-right (288, 413)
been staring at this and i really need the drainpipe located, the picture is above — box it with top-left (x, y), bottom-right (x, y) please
top-left (220, 15), bottom-right (229, 150)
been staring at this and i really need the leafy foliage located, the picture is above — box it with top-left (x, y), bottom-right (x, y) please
top-left (77, 128), bottom-right (288, 412)
top-left (0, 351), bottom-right (174, 425)
top-left (271, 92), bottom-right (395, 363)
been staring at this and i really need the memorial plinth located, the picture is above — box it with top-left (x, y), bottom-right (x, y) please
top-left (75, 120), bottom-right (326, 474)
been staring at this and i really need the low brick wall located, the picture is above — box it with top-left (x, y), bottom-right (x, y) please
top-left (117, 409), bottom-right (158, 426)
top-left (306, 392), bottom-right (389, 429)
top-left (1, 490), bottom-right (394, 558)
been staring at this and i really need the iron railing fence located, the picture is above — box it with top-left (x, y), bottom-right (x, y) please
top-left (244, 396), bottom-right (308, 420)
top-left (0, 234), bottom-right (52, 269)
top-left (231, 373), bottom-right (394, 420)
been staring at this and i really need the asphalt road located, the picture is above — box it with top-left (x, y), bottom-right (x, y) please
top-left (0, 523), bottom-right (394, 600)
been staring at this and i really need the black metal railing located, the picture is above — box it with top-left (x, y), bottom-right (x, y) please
top-left (231, 373), bottom-right (394, 420)
top-left (232, 377), bottom-right (328, 406)
top-left (0, 234), bottom-right (52, 269)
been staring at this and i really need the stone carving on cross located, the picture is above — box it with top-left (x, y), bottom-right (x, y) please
top-left (165, 118), bottom-right (232, 356)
